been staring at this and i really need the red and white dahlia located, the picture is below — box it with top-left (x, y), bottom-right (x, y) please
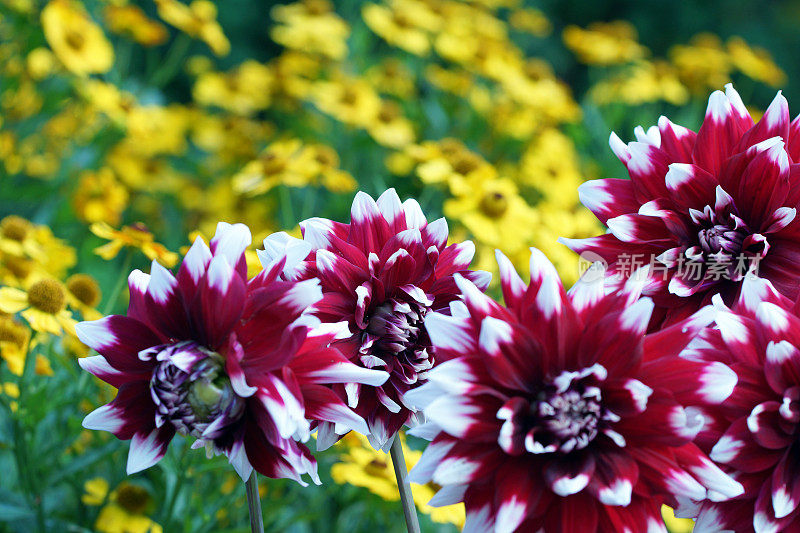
top-left (406, 248), bottom-right (743, 532)
top-left (259, 189), bottom-right (489, 450)
top-left (682, 277), bottom-right (800, 532)
top-left (76, 222), bottom-right (388, 483)
top-left (563, 84), bottom-right (800, 327)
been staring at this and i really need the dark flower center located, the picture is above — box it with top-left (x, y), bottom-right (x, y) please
top-left (149, 342), bottom-right (245, 440)
top-left (67, 274), bottom-right (101, 307)
top-left (114, 483), bottom-right (150, 515)
top-left (498, 365), bottom-right (616, 456)
top-left (27, 279), bottom-right (66, 314)
top-left (479, 191), bottom-right (508, 218)
top-left (1, 215), bottom-right (30, 241)
top-left (361, 288), bottom-right (434, 386)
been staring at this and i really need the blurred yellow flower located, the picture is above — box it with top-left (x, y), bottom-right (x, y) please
top-left (366, 59), bottom-right (417, 99)
top-left (0, 316), bottom-right (30, 375)
top-left (25, 47), bottom-right (56, 80)
top-left (83, 479), bottom-right (163, 533)
top-left (271, 0), bottom-right (349, 60)
top-left (589, 60), bottom-right (689, 106)
top-left (444, 176), bottom-right (538, 252)
top-left (662, 505), bottom-right (694, 533)
top-left (366, 101), bottom-right (416, 148)
top-left (727, 36), bottom-right (786, 87)
top-left (104, 4), bottom-right (169, 46)
top-left (73, 168), bottom-right (129, 226)
top-left (193, 60), bottom-right (274, 115)
top-left (91, 222), bottom-right (179, 267)
top-left (41, 0), bottom-right (114, 76)
top-left (362, 2), bottom-right (430, 56)
top-left (0, 278), bottom-right (76, 335)
top-left (155, 0), bottom-right (230, 56)
top-left (66, 273), bottom-right (102, 320)
top-left (332, 433), bottom-right (465, 528)
top-left (563, 20), bottom-right (647, 65)
top-left (509, 7), bottom-right (551, 37)
top-left (669, 33), bottom-right (731, 92)
top-left (312, 78), bottom-right (382, 127)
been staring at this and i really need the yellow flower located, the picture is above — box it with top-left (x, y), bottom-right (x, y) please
top-left (415, 142), bottom-right (497, 194)
top-left (662, 505), bottom-right (694, 533)
top-left (79, 80), bottom-right (137, 124)
top-left (563, 20), bottom-right (647, 65)
top-left (232, 139), bottom-right (311, 195)
top-left (332, 433), bottom-right (465, 528)
top-left (509, 7), bottom-right (551, 37)
top-left (0, 215), bottom-right (36, 257)
top-left (73, 168), bottom-right (129, 226)
top-left (190, 114), bottom-right (270, 164)
top-left (0, 316), bottom-right (30, 375)
top-left (366, 59), bottom-right (417, 99)
top-left (155, 0), bottom-right (230, 56)
top-left (124, 105), bottom-right (190, 157)
top-left (193, 60), bottom-right (274, 115)
top-left (669, 33), bottom-right (731, 93)
top-left (41, 0), bottom-right (114, 76)
top-left (518, 128), bottom-right (584, 206)
top-left (29, 225), bottom-right (77, 279)
top-left (26, 47), bottom-right (56, 80)
top-left (91, 222), bottom-right (179, 267)
top-left (444, 176), bottom-right (538, 252)
top-left (311, 78), bottom-right (382, 127)
top-left (302, 144), bottom-right (357, 192)
top-left (104, 4), bottom-right (169, 46)
top-left (727, 36), bottom-right (786, 87)
top-left (366, 101), bottom-right (416, 149)
top-left (270, 0), bottom-right (350, 60)
top-left (0, 278), bottom-right (76, 335)
top-left (83, 479), bottom-right (163, 533)
top-left (66, 273), bottom-right (102, 320)
top-left (589, 60), bottom-right (689, 106)
top-left (362, 2), bottom-right (430, 56)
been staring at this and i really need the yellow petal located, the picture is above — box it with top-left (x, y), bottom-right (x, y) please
top-left (0, 287), bottom-right (29, 313)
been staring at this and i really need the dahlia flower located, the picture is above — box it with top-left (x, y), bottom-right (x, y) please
top-left (406, 248), bottom-right (743, 532)
top-left (683, 277), bottom-right (800, 531)
top-left (77, 222), bottom-right (388, 483)
top-left (259, 189), bottom-right (489, 450)
top-left (563, 84), bottom-right (800, 326)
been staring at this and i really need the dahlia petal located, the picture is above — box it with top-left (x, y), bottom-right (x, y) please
top-left (748, 401), bottom-right (794, 450)
top-left (789, 115), bottom-right (800, 161)
top-left (301, 384), bottom-right (369, 435)
top-left (737, 141), bottom-right (790, 225)
top-left (425, 394), bottom-right (498, 440)
top-left (408, 437), bottom-right (455, 484)
top-left (209, 222), bottom-right (251, 278)
top-left (227, 439), bottom-right (253, 481)
top-left (543, 491), bottom-right (598, 533)
top-left (315, 249), bottom-right (365, 293)
top-left (765, 340), bottom-right (800, 393)
top-left (294, 357), bottom-right (389, 387)
top-left (567, 260), bottom-right (606, 318)
top-left (425, 312), bottom-right (474, 356)
top-left (544, 454), bottom-right (595, 496)
top-left (634, 124), bottom-right (661, 146)
top-left (725, 83), bottom-right (754, 128)
top-left (478, 316), bottom-right (513, 358)
top-left (495, 249), bottom-right (526, 309)
top-left (710, 418), bottom-right (783, 473)
top-left (756, 301), bottom-right (794, 338)
top-left (75, 316), bottom-right (160, 372)
top-left (737, 275), bottom-right (789, 316)
top-left (693, 90), bottom-right (747, 175)
top-left (739, 90), bottom-right (790, 150)
top-left (762, 207), bottom-right (797, 234)
top-left (126, 269), bottom-right (150, 323)
top-left (300, 217), bottom-right (337, 249)
top-left (436, 240), bottom-right (477, 277)
top-left (199, 255), bottom-right (246, 348)
top-left (402, 198), bottom-right (427, 229)
top-left (617, 297), bottom-right (654, 335)
top-left (427, 483), bottom-right (467, 507)
top-left (606, 214), bottom-right (673, 243)
top-left (177, 236), bottom-right (212, 300)
top-left (259, 373), bottom-right (308, 440)
top-left (495, 462), bottom-right (540, 533)
top-left (755, 480), bottom-right (796, 533)
top-left (260, 232), bottom-right (313, 279)
top-left (83, 403), bottom-right (127, 433)
top-left (463, 504), bottom-right (494, 533)
top-left (422, 217), bottom-right (448, 250)
top-left (431, 446), bottom-right (502, 485)
top-left (665, 163), bottom-right (718, 209)
top-left (625, 141), bottom-right (671, 200)
top-left (126, 426), bottom-right (173, 474)
top-left (78, 355), bottom-right (143, 388)
top-left (587, 450), bottom-right (638, 506)
top-left (528, 247), bottom-right (566, 319)
top-left (577, 178), bottom-right (640, 224)
top-left (771, 446), bottom-right (800, 519)
top-left (657, 115), bottom-right (696, 163)
top-left (674, 443), bottom-right (745, 499)
top-left (145, 261), bottom-right (190, 339)
top-left (349, 191), bottom-right (389, 253)
top-left (376, 188), bottom-right (404, 230)
top-left (609, 131), bottom-right (631, 164)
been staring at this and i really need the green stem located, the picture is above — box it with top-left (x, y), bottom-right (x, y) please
top-left (279, 186), bottom-right (296, 229)
top-left (245, 472), bottom-right (264, 533)
top-left (102, 249), bottom-right (133, 315)
top-left (150, 33), bottom-right (193, 87)
top-left (389, 437), bottom-right (421, 533)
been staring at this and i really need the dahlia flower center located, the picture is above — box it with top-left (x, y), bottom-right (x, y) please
top-left (27, 279), bottom-right (66, 314)
top-left (360, 289), bottom-right (434, 385)
top-left (150, 342), bottom-right (245, 439)
top-left (498, 365), bottom-right (611, 456)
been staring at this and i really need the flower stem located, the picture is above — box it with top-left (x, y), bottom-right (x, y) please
top-left (389, 437), bottom-right (421, 533)
top-left (102, 249), bottom-right (133, 315)
top-left (245, 472), bottom-right (263, 533)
